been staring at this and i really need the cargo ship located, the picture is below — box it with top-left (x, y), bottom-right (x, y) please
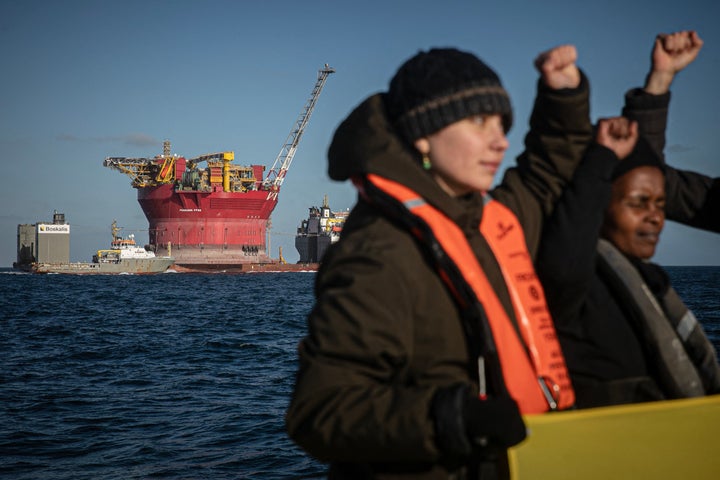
top-left (34, 222), bottom-right (175, 275)
top-left (103, 65), bottom-right (334, 273)
top-left (295, 195), bottom-right (348, 263)
top-left (15, 217), bottom-right (175, 274)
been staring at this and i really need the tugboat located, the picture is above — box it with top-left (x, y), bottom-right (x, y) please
top-left (30, 221), bottom-right (175, 274)
top-left (295, 195), bottom-right (348, 264)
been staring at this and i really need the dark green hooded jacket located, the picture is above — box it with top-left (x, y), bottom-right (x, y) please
top-left (286, 76), bottom-right (591, 479)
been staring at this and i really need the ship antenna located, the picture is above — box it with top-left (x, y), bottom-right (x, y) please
top-left (111, 220), bottom-right (120, 240)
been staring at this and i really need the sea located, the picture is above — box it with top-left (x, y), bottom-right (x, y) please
top-left (1, 266), bottom-right (719, 480)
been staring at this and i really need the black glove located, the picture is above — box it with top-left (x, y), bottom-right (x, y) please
top-left (432, 383), bottom-right (527, 458)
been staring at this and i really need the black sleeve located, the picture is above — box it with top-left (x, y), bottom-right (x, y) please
top-left (664, 166), bottom-right (720, 233)
top-left (490, 72), bottom-right (593, 258)
top-left (622, 88), bottom-right (670, 159)
top-left (622, 88), bottom-right (720, 234)
top-left (535, 143), bottom-right (617, 326)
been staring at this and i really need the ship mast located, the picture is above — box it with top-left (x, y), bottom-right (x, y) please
top-left (262, 64), bottom-right (335, 200)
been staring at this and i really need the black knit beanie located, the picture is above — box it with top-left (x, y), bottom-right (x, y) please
top-left (385, 47), bottom-right (513, 144)
top-left (611, 136), bottom-right (666, 181)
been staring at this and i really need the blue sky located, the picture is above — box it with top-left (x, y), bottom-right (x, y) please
top-left (1, 0), bottom-right (718, 267)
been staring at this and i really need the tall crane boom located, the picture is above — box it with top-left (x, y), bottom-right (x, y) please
top-left (263, 64), bottom-right (335, 197)
top-left (104, 65), bottom-right (334, 197)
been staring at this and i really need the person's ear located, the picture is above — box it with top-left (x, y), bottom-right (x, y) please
top-left (414, 137), bottom-right (430, 155)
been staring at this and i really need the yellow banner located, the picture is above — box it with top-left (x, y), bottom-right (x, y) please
top-left (509, 395), bottom-right (720, 479)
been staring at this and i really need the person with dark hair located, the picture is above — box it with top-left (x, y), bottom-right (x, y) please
top-left (285, 45), bottom-right (592, 479)
top-left (536, 30), bottom-right (720, 409)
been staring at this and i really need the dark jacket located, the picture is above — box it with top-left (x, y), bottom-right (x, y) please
top-left (285, 76), bottom-right (591, 479)
top-left (623, 88), bottom-right (720, 233)
top-left (535, 143), bottom-right (666, 407)
top-left (536, 88), bottom-right (720, 408)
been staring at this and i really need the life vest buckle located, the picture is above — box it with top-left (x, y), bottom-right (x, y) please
top-left (538, 376), bottom-right (560, 411)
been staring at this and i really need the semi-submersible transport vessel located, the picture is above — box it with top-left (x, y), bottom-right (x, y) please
top-left (104, 65), bottom-right (334, 272)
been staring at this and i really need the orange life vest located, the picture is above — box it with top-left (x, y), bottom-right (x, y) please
top-left (361, 173), bottom-right (575, 414)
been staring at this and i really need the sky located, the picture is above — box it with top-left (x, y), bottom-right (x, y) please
top-left (1, 0), bottom-right (718, 267)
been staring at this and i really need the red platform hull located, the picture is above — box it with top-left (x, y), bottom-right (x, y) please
top-left (138, 184), bottom-right (282, 267)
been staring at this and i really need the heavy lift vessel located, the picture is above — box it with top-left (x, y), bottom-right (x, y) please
top-left (104, 65), bottom-right (334, 272)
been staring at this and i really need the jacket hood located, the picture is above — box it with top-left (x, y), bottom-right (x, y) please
top-left (327, 93), bottom-right (483, 227)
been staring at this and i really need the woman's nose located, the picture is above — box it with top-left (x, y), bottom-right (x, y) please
top-left (646, 204), bottom-right (665, 224)
top-left (493, 130), bottom-right (510, 151)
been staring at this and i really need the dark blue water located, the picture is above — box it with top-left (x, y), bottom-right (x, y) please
top-left (1, 271), bottom-right (323, 479)
top-left (1, 266), bottom-right (718, 479)
top-left (667, 266), bottom-right (720, 353)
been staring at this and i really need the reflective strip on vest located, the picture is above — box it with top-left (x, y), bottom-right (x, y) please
top-left (597, 238), bottom-right (718, 397)
top-left (676, 311), bottom-right (697, 343)
top-left (366, 174), bottom-right (575, 413)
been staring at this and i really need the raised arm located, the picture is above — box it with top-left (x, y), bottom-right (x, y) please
top-left (622, 30), bottom-right (716, 232)
top-left (623, 30), bottom-right (703, 156)
top-left (491, 44), bottom-right (593, 257)
top-left (536, 117), bottom-right (638, 326)
top-left (644, 30), bottom-right (703, 96)
top-left (534, 44), bottom-right (581, 90)
top-left (664, 168), bottom-right (720, 233)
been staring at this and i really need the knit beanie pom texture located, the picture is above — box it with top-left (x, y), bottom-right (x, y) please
top-left (386, 48), bottom-right (513, 143)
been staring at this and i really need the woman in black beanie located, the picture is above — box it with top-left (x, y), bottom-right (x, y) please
top-left (286, 44), bottom-right (592, 479)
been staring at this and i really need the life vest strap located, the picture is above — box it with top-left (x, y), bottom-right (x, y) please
top-left (597, 238), bottom-right (709, 397)
top-left (360, 173), bottom-right (575, 413)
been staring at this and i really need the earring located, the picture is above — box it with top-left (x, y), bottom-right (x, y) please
top-left (422, 153), bottom-right (431, 171)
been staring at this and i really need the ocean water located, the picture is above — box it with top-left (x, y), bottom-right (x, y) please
top-left (1, 266), bottom-right (718, 479)
top-left (1, 271), bottom-right (323, 480)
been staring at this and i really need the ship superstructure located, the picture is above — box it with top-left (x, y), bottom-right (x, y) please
top-left (295, 195), bottom-right (348, 263)
top-left (104, 65), bottom-right (334, 271)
